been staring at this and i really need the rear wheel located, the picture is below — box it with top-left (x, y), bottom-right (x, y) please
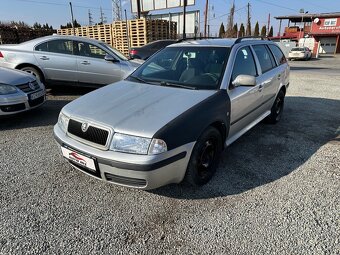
top-left (266, 90), bottom-right (285, 124)
top-left (184, 127), bottom-right (222, 186)
top-left (20, 66), bottom-right (44, 83)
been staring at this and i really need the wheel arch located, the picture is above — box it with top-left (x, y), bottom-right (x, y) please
top-left (210, 121), bottom-right (227, 149)
top-left (15, 63), bottom-right (45, 82)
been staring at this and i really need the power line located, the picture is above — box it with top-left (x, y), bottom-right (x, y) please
top-left (200, 5), bottom-right (248, 24)
top-left (252, 0), bottom-right (298, 12)
top-left (12, 0), bottom-right (113, 11)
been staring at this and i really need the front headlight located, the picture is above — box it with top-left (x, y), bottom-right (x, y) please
top-left (58, 112), bottom-right (69, 133)
top-left (110, 133), bottom-right (151, 155)
top-left (0, 84), bottom-right (18, 95)
top-left (110, 133), bottom-right (167, 155)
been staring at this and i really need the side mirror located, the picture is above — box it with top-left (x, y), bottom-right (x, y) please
top-left (232, 74), bottom-right (256, 87)
top-left (104, 54), bottom-right (119, 63)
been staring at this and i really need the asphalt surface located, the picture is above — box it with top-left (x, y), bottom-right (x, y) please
top-left (0, 56), bottom-right (339, 254)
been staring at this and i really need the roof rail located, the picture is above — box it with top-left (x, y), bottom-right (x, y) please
top-left (234, 36), bottom-right (271, 44)
top-left (176, 36), bottom-right (220, 43)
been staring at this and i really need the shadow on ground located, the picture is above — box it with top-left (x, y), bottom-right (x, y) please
top-left (0, 99), bottom-right (70, 130)
top-left (150, 96), bottom-right (340, 199)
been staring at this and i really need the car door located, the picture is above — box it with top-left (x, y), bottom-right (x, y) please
top-left (34, 39), bottom-right (77, 84)
top-left (228, 46), bottom-right (264, 141)
top-left (75, 41), bottom-right (123, 86)
top-left (252, 44), bottom-right (280, 111)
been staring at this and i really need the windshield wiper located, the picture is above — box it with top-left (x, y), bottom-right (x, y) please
top-left (160, 81), bottom-right (197, 90)
top-left (128, 76), bottom-right (149, 84)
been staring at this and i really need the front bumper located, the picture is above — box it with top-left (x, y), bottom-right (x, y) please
top-left (0, 89), bottom-right (46, 115)
top-left (54, 124), bottom-right (195, 190)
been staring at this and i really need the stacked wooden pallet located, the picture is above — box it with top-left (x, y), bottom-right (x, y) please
top-left (57, 19), bottom-right (177, 56)
top-left (112, 21), bottom-right (129, 56)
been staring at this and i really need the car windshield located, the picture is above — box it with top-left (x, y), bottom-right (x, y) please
top-left (99, 43), bottom-right (128, 61)
top-left (291, 48), bottom-right (305, 52)
top-left (129, 46), bottom-right (230, 90)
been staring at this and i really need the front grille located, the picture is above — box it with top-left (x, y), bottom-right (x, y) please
top-left (67, 119), bottom-right (109, 147)
top-left (105, 173), bottom-right (147, 187)
top-left (28, 96), bottom-right (44, 107)
top-left (16, 81), bottom-right (40, 93)
top-left (0, 103), bottom-right (26, 112)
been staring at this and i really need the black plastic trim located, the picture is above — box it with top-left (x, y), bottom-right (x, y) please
top-left (98, 152), bottom-right (187, 171)
top-left (154, 90), bottom-right (231, 150)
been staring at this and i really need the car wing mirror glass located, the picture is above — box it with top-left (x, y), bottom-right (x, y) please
top-left (232, 74), bottom-right (256, 87)
top-left (104, 54), bottom-right (119, 62)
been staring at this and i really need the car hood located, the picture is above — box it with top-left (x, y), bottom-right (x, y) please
top-left (63, 80), bottom-right (216, 138)
top-left (0, 67), bottom-right (34, 85)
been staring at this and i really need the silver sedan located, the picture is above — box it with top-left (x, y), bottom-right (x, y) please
top-left (0, 67), bottom-right (45, 115)
top-left (0, 35), bottom-right (143, 87)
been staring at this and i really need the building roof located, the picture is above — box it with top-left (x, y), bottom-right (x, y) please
top-left (275, 12), bottom-right (340, 22)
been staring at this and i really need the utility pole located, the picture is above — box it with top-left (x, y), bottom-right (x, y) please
top-left (136, 0), bottom-right (141, 19)
top-left (88, 9), bottom-right (93, 26)
top-left (183, 0), bottom-right (187, 39)
top-left (267, 13), bottom-right (271, 37)
top-left (69, 2), bottom-right (75, 35)
top-left (204, 0), bottom-right (209, 37)
top-left (125, 9), bottom-right (130, 52)
top-left (246, 2), bottom-right (251, 36)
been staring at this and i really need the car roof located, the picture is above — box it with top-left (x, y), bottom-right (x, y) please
top-left (19, 35), bottom-right (103, 48)
top-left (168, 38), bottom-right (275, 48)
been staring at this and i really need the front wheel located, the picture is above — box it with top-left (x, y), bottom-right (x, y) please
top-left (184, 127), bottom-right (223, 186)
top-left (266, 90), bottom-right (285, 124)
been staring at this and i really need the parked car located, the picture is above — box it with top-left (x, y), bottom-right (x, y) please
top-left (0, 67), bottom-right (45, 115)
top-left (54, 38), bottom-right (290, 190)
top-left (129, 39), bottom-right (177, 60)
top-left (0, 35), bottom-right (143, 87)
top-left (288, 47), bottom-right (312, 60)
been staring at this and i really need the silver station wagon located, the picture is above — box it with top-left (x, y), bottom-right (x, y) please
top-left (54, 38), bottom-right (290, 190)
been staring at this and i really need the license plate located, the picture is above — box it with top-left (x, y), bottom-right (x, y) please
top-left (61, 146), bottom-right (97, 172)
top-left (29, 90), bottom-right (45, 100)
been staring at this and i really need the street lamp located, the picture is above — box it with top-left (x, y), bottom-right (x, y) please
top-left (299, 9), bottom-right (309, 45)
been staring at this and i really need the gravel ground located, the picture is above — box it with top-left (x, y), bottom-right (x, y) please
top-left (0, 57), bottom-right (339, 255)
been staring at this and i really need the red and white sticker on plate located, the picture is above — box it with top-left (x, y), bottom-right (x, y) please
top-left (61, 147), bottom-right (96, 171)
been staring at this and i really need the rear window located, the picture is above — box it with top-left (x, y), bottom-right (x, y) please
top-left (268, 44), bottom-right (287, 65)
top-left (291, 48), bottom-right (305, 51)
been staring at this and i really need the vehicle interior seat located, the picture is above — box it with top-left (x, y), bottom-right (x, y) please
top-left (179, 58), bottom-right (203, 83)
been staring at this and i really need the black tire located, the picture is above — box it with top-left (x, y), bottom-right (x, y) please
top-left (20, 66), bottom-right (44, 83)
top-left (184, 127), bottom-right (223, 186)
top-left (266, 90), bottom-right (285, 124)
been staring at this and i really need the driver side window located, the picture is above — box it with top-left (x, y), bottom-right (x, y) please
top-left (231, 46), bottom-right (257, 83)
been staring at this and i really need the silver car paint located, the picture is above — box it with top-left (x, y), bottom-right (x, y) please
top-left (0, 67), bottom-right (45, 115)
top-left (0, 35), bottom-right (142, 85)
top-left (55, 38), bottom-right (290, 189)
top-left (62, 80), bottom-right (216, 139)
top-left (54, 124), bottom-right (195, 189)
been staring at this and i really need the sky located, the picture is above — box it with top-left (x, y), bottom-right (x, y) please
top-left (1, 0), bottom-right (340, 36)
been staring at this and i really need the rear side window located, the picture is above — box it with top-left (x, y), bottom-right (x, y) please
top-left (252, 45), bottom-right (276, 73)
top-left (35, 42), bottom-right (48, 52)
top-left (47, 40), bottom-right (74, 55)
top-left (231, 46), bottom-right (257, 82)
top-left (268, 44), bottom-right (287, 65)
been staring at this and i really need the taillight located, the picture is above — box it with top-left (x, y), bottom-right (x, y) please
top-left (0, 51), bottom-right (3, 58)
top-left (130, 50), bottom-right (138, 55)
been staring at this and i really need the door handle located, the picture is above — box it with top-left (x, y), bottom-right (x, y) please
top-left (277, 74), bottom-right (281, 80)
top-left (258, 84), bottom-right (264, 92)
top-left (40, 56), bottom-right (49, 60)
top-left (81, 61), bottom-right (90, 65)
